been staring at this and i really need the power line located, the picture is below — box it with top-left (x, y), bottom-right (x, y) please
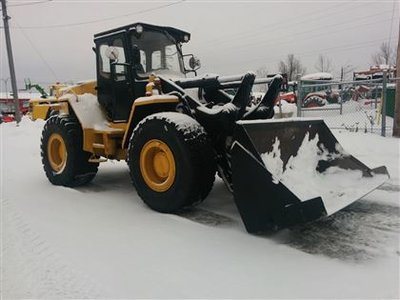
top-left (4, 0), bottom-right (391, 1)
top-left (184, 0), bottom-right (400, 2)
top-left (8, 0), bottom-right (52, 7)
top-left (201, 1), bottom-right (349, 44)
top-left (210, 35), bottom-right (398, 70)
top-left (11, 0), bottom-right (185, 29)
top-left (299, 37), bottom-right (397, 57)
top-left (203, 1), bottom-right (366, 46)
top-left (223, 11), bottom-right (393, 51)
top-left (204, 16), bottom-right (393, 57)
top-left (13, 18), bottom-right (59, 80)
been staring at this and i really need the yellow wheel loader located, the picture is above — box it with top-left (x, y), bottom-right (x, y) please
top-left (30, 23), bottom-right (389, 233)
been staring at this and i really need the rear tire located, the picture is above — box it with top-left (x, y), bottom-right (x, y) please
top-left (41, 115), bottom-right (99, 187)
top-left (127, 112), bottom-right (216, 213)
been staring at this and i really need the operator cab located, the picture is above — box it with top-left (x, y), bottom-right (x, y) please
top-left (93, 23), bottom-right (198, 121)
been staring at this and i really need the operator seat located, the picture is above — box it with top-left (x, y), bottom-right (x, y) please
top-left (132, 45), bottom-right (145, 73)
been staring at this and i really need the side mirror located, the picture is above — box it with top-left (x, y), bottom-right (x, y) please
top-left (189, 56), bottom-right (201, 70)
top-left (183, 54), bottom-right (201, 75)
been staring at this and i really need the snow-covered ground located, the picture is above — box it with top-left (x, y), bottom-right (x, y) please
top-left (301, 99), bottom-right (393, 135)
top-left (274, 99), bottom-right (394, 135)
top-left (1, 117), bottom-right (399, 299)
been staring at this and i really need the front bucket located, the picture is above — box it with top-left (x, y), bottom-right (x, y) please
top-left (231, 118), bottom-right (389, 233)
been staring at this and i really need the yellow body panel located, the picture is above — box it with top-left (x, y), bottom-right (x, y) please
top-left (30, 102), bottom-right (51, 120)
top-left (29, 80), bottom-right (95, 121)
top-left (82, 127), bottom-right (126, 160)
top-left (29, 99), bottom-right (69, 120)
top-left (121, 95), bottom-right (179, 148)
top-left (84, 95), bottom-right (179, 160)
top-left (49, 83), bottom-right (68, 98)
top-left (29, 81), bottom-right (180, 162)
top-left (61, 80), bottom-right (97, 96)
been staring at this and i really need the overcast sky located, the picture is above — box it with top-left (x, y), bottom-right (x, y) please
top-left (1, 0), bottom-right (399, 89)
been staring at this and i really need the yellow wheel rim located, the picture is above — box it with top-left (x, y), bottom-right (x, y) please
top-left (47, 133), bottom-right (67, 173)
top-left (140, 139), bottom-right (176, 192)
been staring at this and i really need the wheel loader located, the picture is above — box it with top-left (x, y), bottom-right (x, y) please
top-left (30, 23), bottom-right (389, 233)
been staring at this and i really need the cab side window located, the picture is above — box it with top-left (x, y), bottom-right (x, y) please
top-left (140, 50), bottom-right (147, 73)
top-left (151, 50), bottom-right (161, 70)
top-left (98, 38), bottom-right (127, 80)
top-left (112, 38), bottom-right (126, 76)
top-left (99, 44), bottom-right (111, 78)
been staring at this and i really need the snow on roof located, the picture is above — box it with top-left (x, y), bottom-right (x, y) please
top-left (0, 92), bottom-right (42, 99)
top-left (301, 72), bottom-right (333, 81)
top-left (354, 74), bottom-right (369, 79)
top-left (377, 64), bottom-right (390, 70)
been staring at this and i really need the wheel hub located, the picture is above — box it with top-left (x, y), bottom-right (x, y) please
top-left (140, 139), bottom-right (176, 192)
top-left (47, 133), bottom-right (67, 173)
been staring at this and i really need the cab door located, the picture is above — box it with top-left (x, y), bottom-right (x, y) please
top-left (96, 34), bottom-right (133, 122)
top-left (109, 36), bottom-right (133, 121)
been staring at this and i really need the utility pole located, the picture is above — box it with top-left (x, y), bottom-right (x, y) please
top-left (1, 77), bottom-right (10, 99)
top-left (393, 28), bottom-right (400, 137)
top-left (1, 0), bottom-right (21, 123)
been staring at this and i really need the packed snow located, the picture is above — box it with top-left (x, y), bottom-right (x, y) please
top-left (67, 93), bottom-right (110, 130)
top-left (301, 72), bottom-right (333, 81)
top-left (1, 117), bottom-right (399, 299)
top-left (260, 133), bottom-right (388, 215)
top-left (300, 99), bottom-right (393, 134)
top-left (135, 111), bottom-right (204, 136)
top-left (274, 100), bottom-right (297, 118)
top-left (196, 102), bottom-right (238, 115)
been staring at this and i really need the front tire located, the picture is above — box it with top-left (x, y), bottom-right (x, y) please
top-left (127, 112), bottom-right (216, 213)
top-left (41, 115), bottom-right (99, 187)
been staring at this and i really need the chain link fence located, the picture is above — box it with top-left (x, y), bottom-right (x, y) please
top-left (295, 72), bottom-right (397, 137)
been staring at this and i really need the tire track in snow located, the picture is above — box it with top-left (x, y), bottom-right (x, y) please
top-left (274, 196), bottom-right (400, 262)
top-left (176, 207), bottom-right (235, 227)
top-left (377, 183), bottom-right (400, 192)
top-left (1, 199), bottom-right (105, 299)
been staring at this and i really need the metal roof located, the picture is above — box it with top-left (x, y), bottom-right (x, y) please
top-left (94, 22), bottom-right (191, 43)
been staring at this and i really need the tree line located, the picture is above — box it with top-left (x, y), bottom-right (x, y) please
top-left (256, 41), bottom-right (396, 82)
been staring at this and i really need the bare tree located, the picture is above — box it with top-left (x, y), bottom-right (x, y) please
top-left (314, 54), bottom-right (333, 73)
top-left (254, 66), bottom-right (269, 92)
top-left (340, 64), bottom-right (355, 81)
top-left (278, 54), bottom-right (306, 81)
top-left (371, 42), bottom-right (396, 66)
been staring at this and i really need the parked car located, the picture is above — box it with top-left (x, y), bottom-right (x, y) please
top-left (0, 111), bottom-right (16, 123)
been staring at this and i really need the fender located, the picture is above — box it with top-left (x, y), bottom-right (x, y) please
top-left (29, 80), bottom-right (97, 121)
top-left (121, 95), bottom-right (180, 149)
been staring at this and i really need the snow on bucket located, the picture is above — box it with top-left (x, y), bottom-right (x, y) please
top-left (260, 132), bottom-right (387, 215)
top-left (231, 118), bottom-right (389, 233)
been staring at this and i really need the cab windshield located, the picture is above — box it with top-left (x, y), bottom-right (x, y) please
top-left (131, 30), bottom-right (185, 78)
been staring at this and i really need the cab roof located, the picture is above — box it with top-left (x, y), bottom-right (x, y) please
top-left (94, 22), bottom-right (191, 43)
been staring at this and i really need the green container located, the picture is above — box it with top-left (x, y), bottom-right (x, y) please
top-left (386, 87), bottom-right (395, 118)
